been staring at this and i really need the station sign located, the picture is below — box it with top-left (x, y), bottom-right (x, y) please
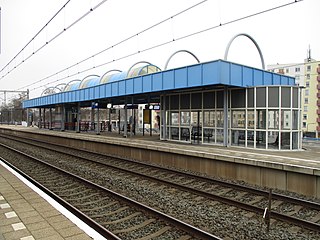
top-left (145, 104), bottom-right (160, 110)
top-left (91, 102), bottom-right (99, 109)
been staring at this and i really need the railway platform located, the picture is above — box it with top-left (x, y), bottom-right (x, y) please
top-left (0, 162), bottom-right (95, 240)
top-left (0, 125), bottom-right (320, 198)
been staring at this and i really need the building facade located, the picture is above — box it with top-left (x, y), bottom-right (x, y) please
top-left (268, 57), bottom-right (320, 138)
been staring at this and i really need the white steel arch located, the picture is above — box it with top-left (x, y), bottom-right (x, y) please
top-left (164, 50), bottom-right (200, 70)
top-left (224, 33), bottom-right (265, 70)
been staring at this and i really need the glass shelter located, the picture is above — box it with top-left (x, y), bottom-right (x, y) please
top-left (160, 86), bottom-right (301, 150)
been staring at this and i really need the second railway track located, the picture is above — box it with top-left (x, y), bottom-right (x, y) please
top-left (0, 133), bottom-right (320, 239)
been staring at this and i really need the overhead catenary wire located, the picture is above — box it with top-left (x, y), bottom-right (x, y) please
top-left (0, 0), bottom-right (110, 80)
top-left (0, 0), bottom-right (72, 75)
top-left (27, 0), bottom-right (304, 92)
top-left (18, 0), bottom-right (209, 90)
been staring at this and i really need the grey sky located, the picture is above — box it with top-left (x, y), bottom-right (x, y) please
top-left (0, 0), bottom-right (319, 99)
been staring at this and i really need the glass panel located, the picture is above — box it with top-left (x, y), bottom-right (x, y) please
top-left (292, 88), bottom-right (298, 108)
top-left (268, 131), bottom-right (279, 149)
top-left (292, 132), bottom-right (298, 149)
top-left (217, 91), bottom-right (224, 108)
top-left (203, 128), bottom-right (214, 143)
top-left (292, 110), bottom-right (298, 130)
top-left (191, 125), bottom-right (202, 143)
top-left (232, 110), bottom-right (245, 128)
top-left (204, 111), bottom-right (215, 127)
top-left (165, 96), bottom-right (169, 110)
top-left (247, 110), bottom-right (255, 129)
top-left (281, 87), bottom-right (291, 108)
top-left (216, 129), bottom-right (224, 144)
top-left (160, 126), bottom-right (164, 138)
top-left (281, 132), bottom-right (290, 149)
top-left (170, 127), bottom-right (179, 140)
top-left (190, 111), bottom-right (202, 143)
top-left (232, 130), bottom-right (245, 146)
top-left (216, 110), bottom-right (224, 128)
top-left (256, 131), bottom-right (266, 149)
top-left (268, 87), bottom-right (279, 107)
top-left (166, 127), bottom-right (170, 139)
top-left (160, 96), bottom-right (163, 110)
top-left (181, 127), bottom-right (190, 141)
top-left (256, 110), bottom-right (266, 129)
top-left (170, 112), bottom-right (179, 125)
top-left (281, 110), bottom-right (291, 130)
top-left (203, 92), bottom-right (215, 109)
top-left (247, 130), bottom-right (254, 147)
top-left (171, 95), bottom-right (179, 110)
top-left (247, 88), bottom-right (254, 108)
top-left (231, 89), bottom-right (245, 108)
top-left (191, 93), bottom-right (202, 109)
top-left (180, 94), bottom-right (190, 109)
top-left (166, 111), bottom-right (170, 126)
top-left (191, 111), bottom-right (202, 127)
top-left (268, 110), bottom-right (279, 130)
top-left (256, 88), bottom-right (266, 107)
top-left (180, 111), bottom-right (190, 126)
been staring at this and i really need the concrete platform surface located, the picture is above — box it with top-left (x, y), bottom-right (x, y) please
top-left (1, 125), bottom-right (320, 197)
top-left (0, 162), bottom-right (96, 240)
top-left (2, 125), bottom-right (319, 174)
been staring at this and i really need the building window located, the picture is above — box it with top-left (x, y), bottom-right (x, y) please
top-left (304, 98), bottom-right (308, 104)
top-left (304, 106), bottom-right (308, 112)
top-left (303, 114), bottom-right (307, 120)
top-left (305, 89), bottom-right (309, 96)
top-left (306, 74), bottom-right (310, 80)
top-left (295, 67), bottom-right (300, 72)
top-left (302, 122), bottom-right (306, 128)
top-left (306, 81), bottom-right (310, 88)
top-left (286, 68), bottom-right (289, 73)
top-left (307, 65), bottom-right (311, 72)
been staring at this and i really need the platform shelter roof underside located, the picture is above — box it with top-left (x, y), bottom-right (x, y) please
top-left (23, 59), bottom-right (295, 108)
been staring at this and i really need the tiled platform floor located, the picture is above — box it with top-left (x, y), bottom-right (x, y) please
top-left (0, 163), bottom-right (93, 240)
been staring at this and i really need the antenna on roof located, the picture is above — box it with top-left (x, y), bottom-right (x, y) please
top-left (307, 45), bottom-right (311, 62)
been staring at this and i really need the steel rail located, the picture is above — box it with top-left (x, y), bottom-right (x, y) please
top-left (3, 133), bottom-right (319, 211)
top-left (0, 141), bottom-right (221, 240)
top-left (1, 134), bottom-right (320, 232)
top-left (1, 133), bottom-right (320, 232)
top-left (0, 155), bottom-right (120, 240)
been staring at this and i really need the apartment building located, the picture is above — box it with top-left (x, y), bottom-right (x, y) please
top-left (268, 56), bottom-right (320, 138)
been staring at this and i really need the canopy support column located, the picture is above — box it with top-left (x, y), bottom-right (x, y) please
top-left (76, 103), bottom-right (81, 133)
top-left (43, 108), bottom-right (46, 128)
top-left (49, 108), bottom-right (53, 130)
top-left (162, 94), bottom-right (166, 140)
top-left (108, 107), bottom-right (111, 132)
top-left (61, 105), bottom-right (65, 131)
top-left (96, 104), bottom-right (100, 135)
top-left (223, 86), bottom-right (229, 147)
top-left (39, 108), bottom-right (42, 129)
top-left (124, 98), bottom-right (128, 138)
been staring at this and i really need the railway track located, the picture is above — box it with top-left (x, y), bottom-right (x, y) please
top-left (1, 133), bottom-right (320, 239)
top-left (0, 142), bottom-right (219, 240)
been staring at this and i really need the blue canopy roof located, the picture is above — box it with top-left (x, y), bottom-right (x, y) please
top-left (23, 59), bottom-right (295, 108)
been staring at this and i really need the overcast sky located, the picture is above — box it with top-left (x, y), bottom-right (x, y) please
top-left (0, 0), bottom-right (319, 100)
